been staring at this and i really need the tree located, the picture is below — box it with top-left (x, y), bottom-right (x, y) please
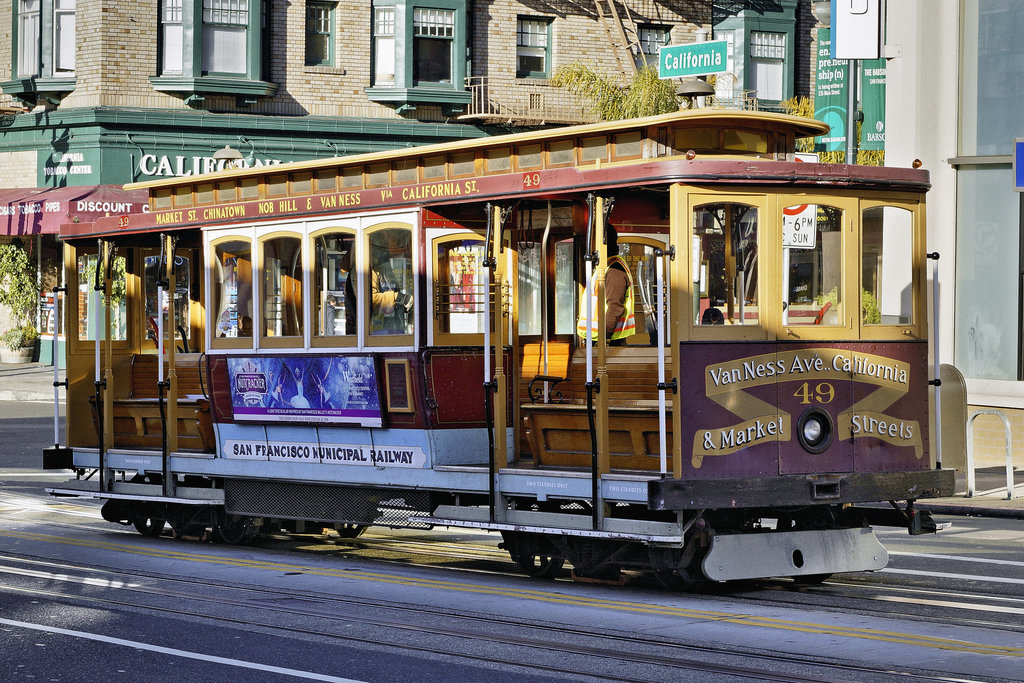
top-left (0, 238), bottom-right (40, 350)
top-left (551, 63), bottom-right (679, 121)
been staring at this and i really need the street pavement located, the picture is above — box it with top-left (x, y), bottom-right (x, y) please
top-left (2, 360), bottom-right (1022, 518)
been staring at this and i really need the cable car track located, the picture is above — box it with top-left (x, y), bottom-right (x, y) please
top-left (3, 500), bottom-right (1024, 638)
top-left (0, 552), bottom-right (988, 683)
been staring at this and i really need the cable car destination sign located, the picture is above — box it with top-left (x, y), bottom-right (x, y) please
top-left (658, 40), bottom-right (729, 79)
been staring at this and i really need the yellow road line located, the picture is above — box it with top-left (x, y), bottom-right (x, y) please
top-left (2, 528), bottom-right (1021, 658)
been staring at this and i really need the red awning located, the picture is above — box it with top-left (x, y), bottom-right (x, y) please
top-left (0, 185), bottom-right (149, 236)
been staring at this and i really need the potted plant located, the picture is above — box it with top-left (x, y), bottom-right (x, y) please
top-left (0, 238), bottom-right (40, 364)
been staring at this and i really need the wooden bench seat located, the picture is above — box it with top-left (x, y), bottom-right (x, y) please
top-left (521, 403), bottom-right (673, 470)
top-left (519, 348), bottom-right (675, 470)
top-left (91, 354), bottom-right (215, 453)
top-left (520, 341), bottom-right (572, 403)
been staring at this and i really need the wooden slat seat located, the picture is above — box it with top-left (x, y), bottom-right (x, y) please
top-left (91, 354), bottom-right (215, 453)
top-left (520, 349), bottom-right (675, 470)
top-left (520, 341), bottom-right (572, 403)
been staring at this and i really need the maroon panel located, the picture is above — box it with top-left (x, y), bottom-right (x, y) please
top-left (775, 344), bottom-right (855, 475)
top-left (424, 350), bottom-right (488, 426)
top-left (1, 185), bottom-right (148, 236)
top-left (851, 341), bottom-right (930, 472)
top-left (679, 342), bottom-right (781, 479)
top-left (207, 354), bottom-right (234, 422)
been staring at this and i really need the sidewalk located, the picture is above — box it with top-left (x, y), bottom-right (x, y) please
top-left (0, 361), bottom-right (62, 403)
top-left (2, 360), bottom-right (1021, 517)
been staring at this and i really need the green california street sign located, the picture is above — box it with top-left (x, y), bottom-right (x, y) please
top-left (658, 40), bottom-right (729, 79)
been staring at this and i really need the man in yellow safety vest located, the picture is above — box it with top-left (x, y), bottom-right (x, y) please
top-left (577, 226), bottom-right (635, 344)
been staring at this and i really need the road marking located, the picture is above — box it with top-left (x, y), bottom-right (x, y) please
top-left (888, 551), bottom-right (1024, 568)
top-left (879, 567), bottom-right (1024, 586)
top-left (2, 529), bottom-right (1023, 659)
top-left (0, 616), bottom-right (365, 682)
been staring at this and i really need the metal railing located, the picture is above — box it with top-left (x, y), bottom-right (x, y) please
top-left (966, 408), bottom-right (1019, 499)
top-left (461, 77), bottom-right (597, 125)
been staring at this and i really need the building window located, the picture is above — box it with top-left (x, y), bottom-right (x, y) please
top-left (202, 0), bottom-right (248, 74)
top-left (638, 24), bottom-right (670, 66)
top-left (373, 7), bottom-right (395, 84)
top-left (366, 0), bottom-right (470, 111)
top-left (516, 17), bottom-right (550, 78)
top-left (413, 8), bottom-right (454, 84)
top-left (160, 0), bottom-right (184, 75)
top-left (17, 0), bottom-right (41, 78)
top-left (53, 0), bottom-right (75, 74)
top-left (749, 30), bottom-right (785, 101)
top-left (150, 0), bottom-right (276, 101)
top-left (306, 2), bottom-right (334, 66)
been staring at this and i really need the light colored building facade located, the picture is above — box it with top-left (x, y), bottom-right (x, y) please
top-left (884, 0), bottom-right (1024, 469)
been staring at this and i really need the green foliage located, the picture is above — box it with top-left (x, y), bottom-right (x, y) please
top-left (551, 62), bottom-right (678, 121)
top-left (781, 96), bottom-right (884, 166)
top-left (1, 323), bottom-right (38, 351)
top-left (0, 238), bottom-right (39, 328)
top-left (814, 286), bottom-right (882, 324)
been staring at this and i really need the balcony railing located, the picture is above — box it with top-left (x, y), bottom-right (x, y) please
top-left (459, 77), bottom-right (598, 126)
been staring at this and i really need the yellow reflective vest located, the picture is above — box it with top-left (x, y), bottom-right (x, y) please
top-left (576, 256), bottom-right (635, 341)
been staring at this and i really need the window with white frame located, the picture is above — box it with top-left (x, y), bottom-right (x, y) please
top-left (516, 17), bottom-right (550, 78)
top-left (53, 0), bottom-right (75, 74)
top-left (749, 30), bottom-right (785, 101)
top-left (373, 7), bottom-right (395, 84)
top-left (413, 8), bottom-right (454, 84)
top-left (306, 2), bottom-right (334, 66)
top-left (17, 0), bottom-right (41, 78)
top-left (638, 24), bottom-right (670, 66)
top-left (202, 0), bottom-right (249, 74)
top-left (160, 0), bottom-right (184, 75)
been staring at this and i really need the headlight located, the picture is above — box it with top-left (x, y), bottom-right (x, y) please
top-left (797, 408), bottom-right (833, 454)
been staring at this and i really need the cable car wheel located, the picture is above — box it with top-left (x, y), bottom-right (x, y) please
top-left (513, 552), bottom-right (565, 579)
top-left (215, 514), bottom-right (261, 545)
top-left (132, 517), bottom-right (166, 537)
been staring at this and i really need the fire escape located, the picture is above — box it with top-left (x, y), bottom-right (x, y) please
top-left (460, 1), bottom-right (644, 125)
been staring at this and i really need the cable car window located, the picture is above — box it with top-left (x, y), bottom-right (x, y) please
top-left (693, 203), bottom-right (759, 326)
top-left (518, 241), bottom-right (541, 336)
top-left (783, 205), bottom-right (843, 326)
top-left (621, 239), bottom-right (664, 345)
top-left (213, 239), bottom-right (252, 339)
top-left (314, 232), bottom-right (357, 337)
top-left (554, 238), bottom-right (575, 335)
top-left (262, 236), bottom-right (303, 338)
top-left (862, 206), bottom-right (914, 325)
top-left (369, 227), bottom-right (414, 336)
top-left (143, 251), bottom-right (192, 351)
top-left (77, 252), bottom-right (128, 341)
top-left (436, 238), bottom-right (486, 335)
